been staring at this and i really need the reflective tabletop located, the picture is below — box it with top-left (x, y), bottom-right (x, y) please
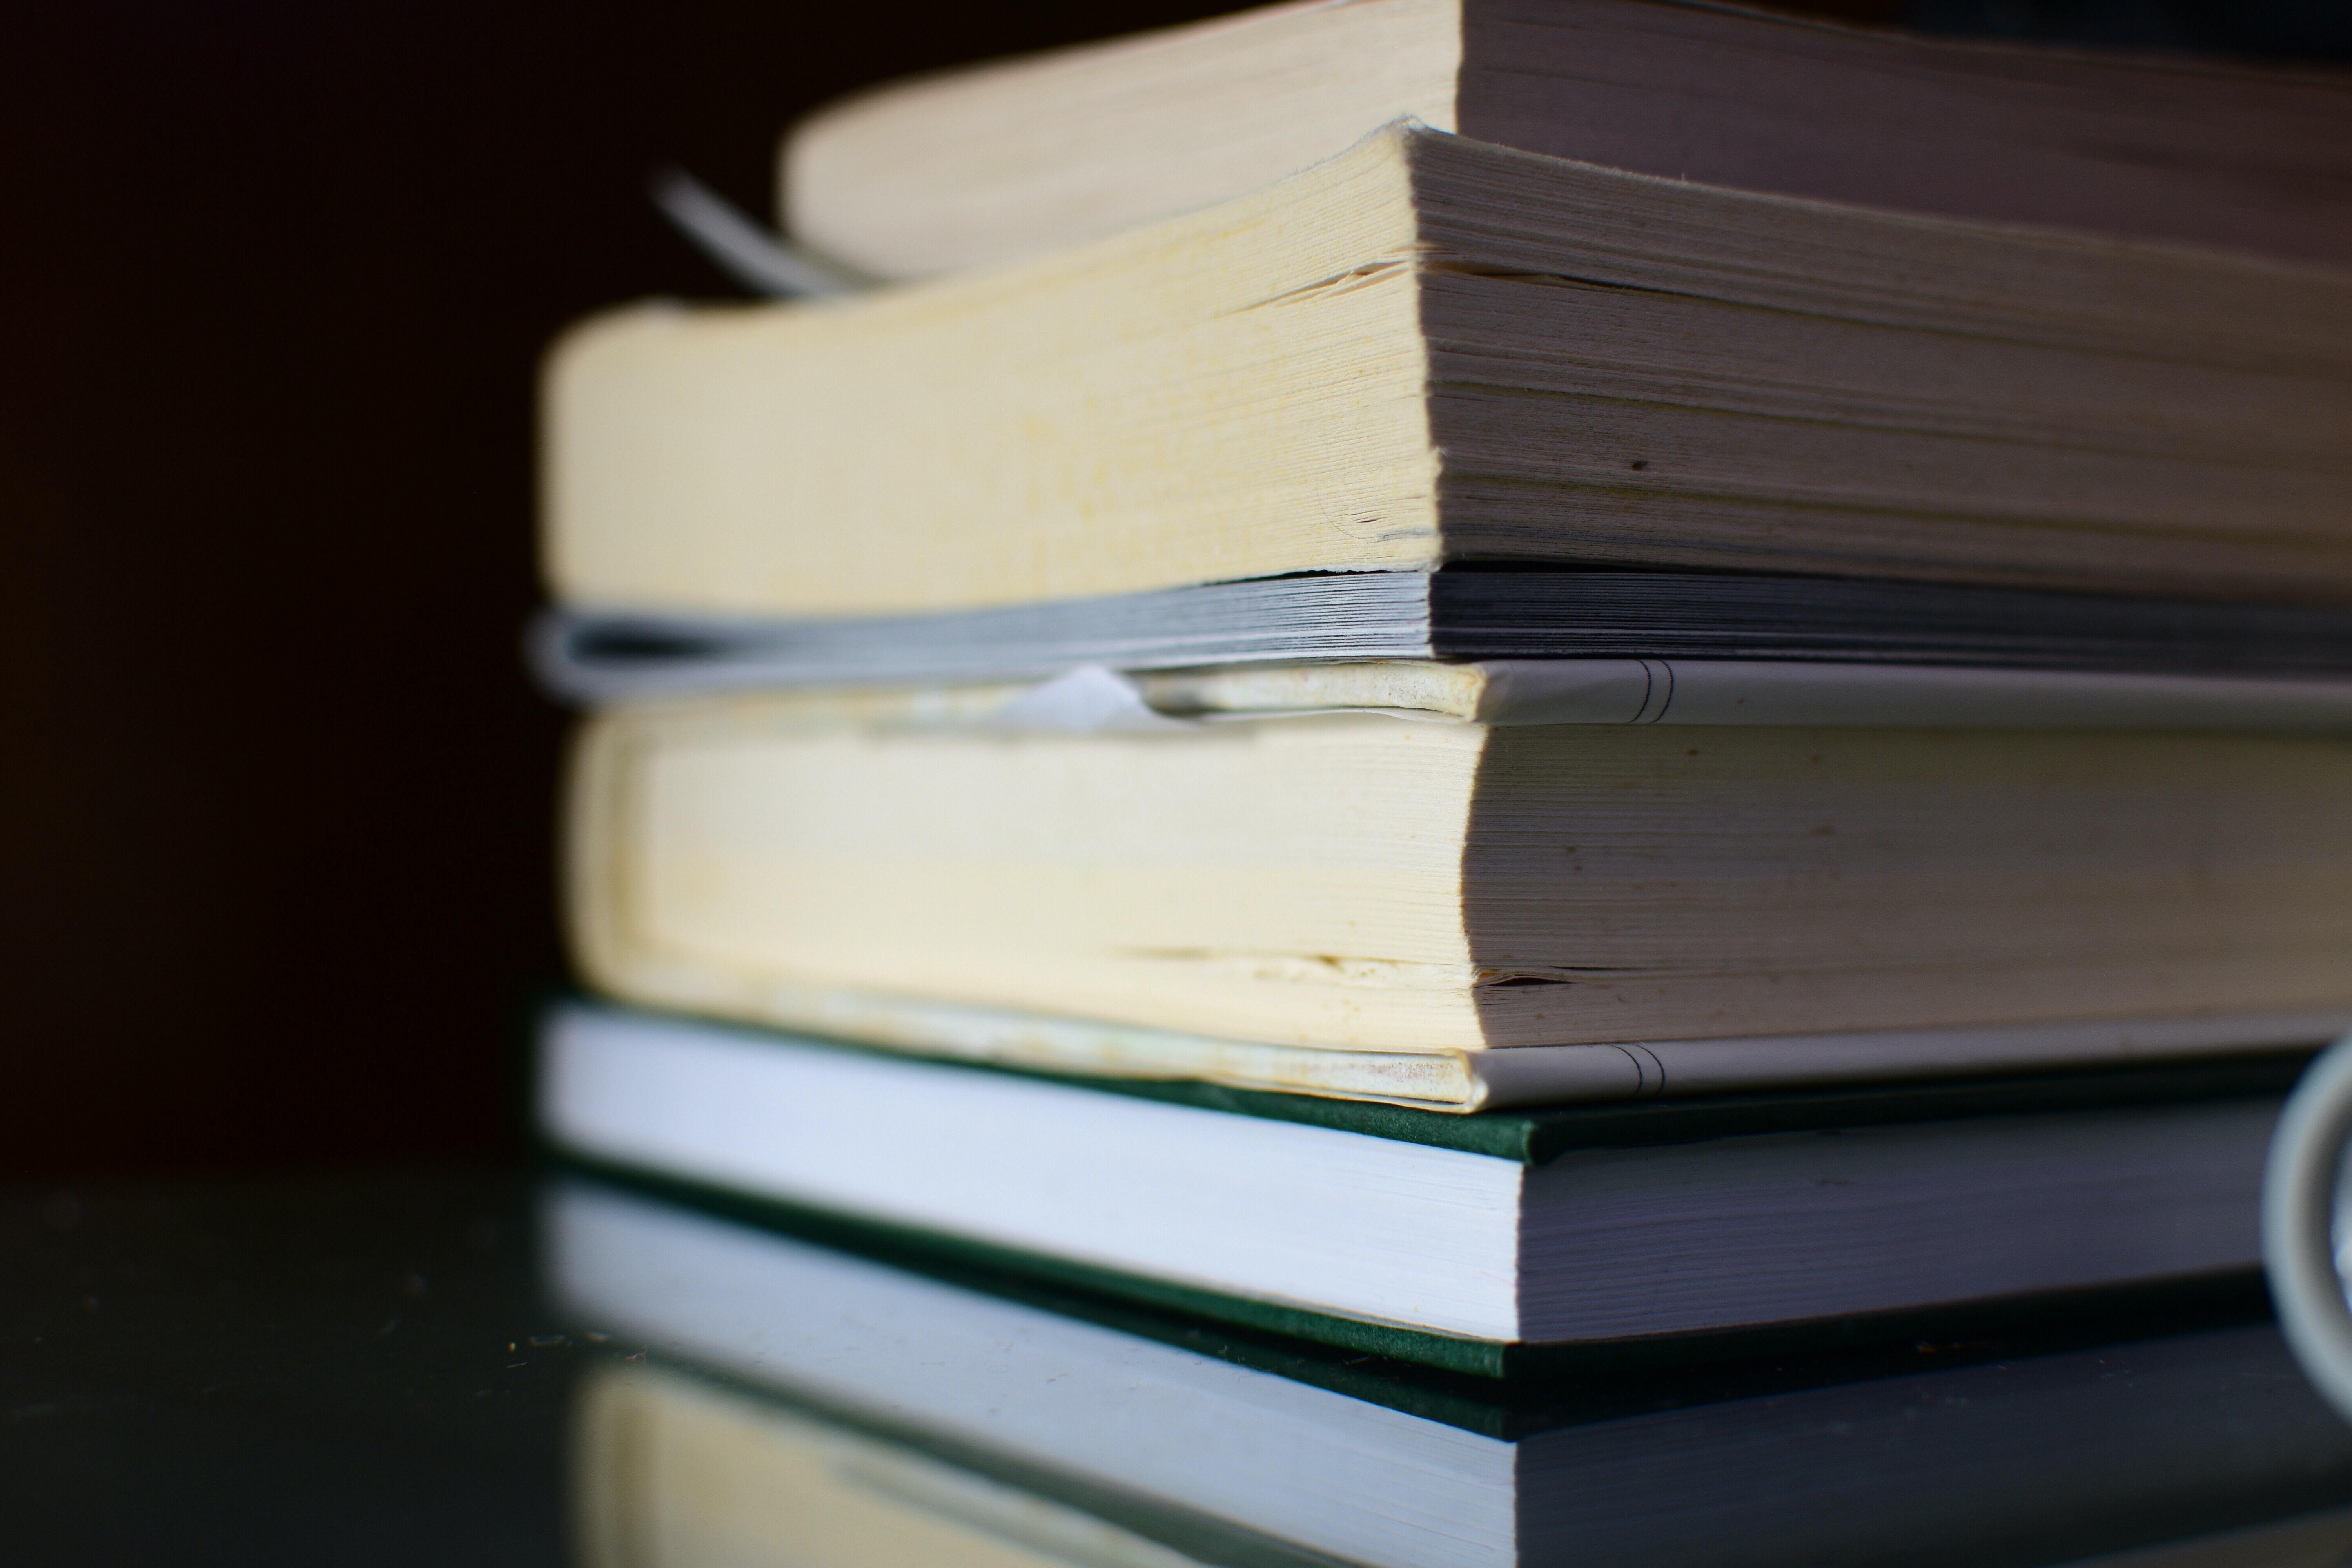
top-left (14, 1166), bottom-right (2352, 1568)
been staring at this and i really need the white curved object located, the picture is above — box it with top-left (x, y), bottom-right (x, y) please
top-left (2263, 1038), bottom-right (2352, 1425)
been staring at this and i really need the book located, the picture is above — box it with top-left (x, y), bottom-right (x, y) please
top-left (535, 570), bottom-right (2352, 703)
top-left (544, 642), bottom-right (2352, 740)
top-left (782, 0), bottom-right (2352, 281)
top-left (563, 691), bottom-right (2352, 1104)
top-left (572, 1357), bottom-right (2352, 1568)
top-left (545, 127), bottom-right (2352, 621)
top-left (541, 1002), bottom-right (2304, 1367)
top-left (549, 1176), bottom-right (2352, 1567)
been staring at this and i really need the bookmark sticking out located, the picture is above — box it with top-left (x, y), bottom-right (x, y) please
top-left (650, 167), bottom-right (864, 298)
top-left (985, 666), bottom-right (1196, 733)
top-left (984, 666), bottom-right (1470, 733)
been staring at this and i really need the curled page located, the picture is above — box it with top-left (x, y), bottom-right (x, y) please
top-left (984, 666), bottom-right (1196, 733)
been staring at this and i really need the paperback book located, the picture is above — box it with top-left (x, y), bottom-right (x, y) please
top-left (564, 693), bottom-right (2352, 1103)
top-left (546, 127), bottom-right (2352, 621)
top-left (784, 0), bottom-right (2352, 279)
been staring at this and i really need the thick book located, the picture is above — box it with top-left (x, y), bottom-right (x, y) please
top-left (545, 126), bottom-right (2352, 621)
top-left (541, 1003), bottom-right (2304, 1370)
top-left (549, 1177), bottom-right (2352, 1567)
top-left (782, 0), bottom-right (2352, 281)
top-left (563, 691), bottom-right (2352, 1103)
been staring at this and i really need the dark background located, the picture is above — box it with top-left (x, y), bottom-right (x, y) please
top-left (1, 0), bottom-right (1291, 1177)
top-left (5, 0), bottom-right (2344, 1177)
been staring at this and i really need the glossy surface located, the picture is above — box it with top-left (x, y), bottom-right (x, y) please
top-left (6, 1170), bottom-right (578, 1566)
top-left (13, 1166), bottom-right (2352, 1567)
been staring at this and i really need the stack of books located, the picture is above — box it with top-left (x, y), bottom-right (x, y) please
top-left (533, 0), bottom-right (2352, 1382)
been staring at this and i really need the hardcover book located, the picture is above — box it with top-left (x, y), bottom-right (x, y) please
top-left (543, 1003), bottom-right (2305, 1368)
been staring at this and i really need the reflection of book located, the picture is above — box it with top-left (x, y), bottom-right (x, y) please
top-left (563, 693), bottom-right (2352, 1102)
top-left (543, 1005), bottom-right (2298, 1369)
top-left (549, 1179), bottom-right (2352, 1568)
top-left (781, 0), bottom-right (2352, 281)
top-left (575, 1361), bottom-right (2352, 1568)
top-left (575, 1362), bottom-right (1205, 1568)
top-left (545, 127), bottom-right (2352, 622)
top-left (575, 1363), bottom-right (2352, 1568)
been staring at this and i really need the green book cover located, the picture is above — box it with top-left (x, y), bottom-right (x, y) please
top-left (549, 1157), bottom-right (2271, 1420)
top-left (544, 1031), bottom-right (2298, 1382)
